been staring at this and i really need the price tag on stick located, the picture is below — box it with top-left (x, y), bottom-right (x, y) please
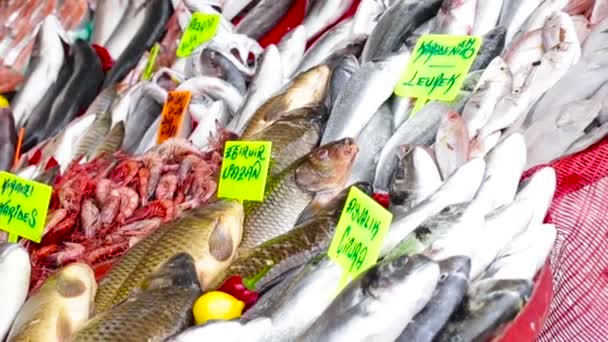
top-left (218, 141), bottom-right (272, 202)
top-left (177, 13), bottom-right (221, 57)
top-left (328, 187), bottom-right (393, 289)
top-left (395, 34), bottom-right (482, 116)
top-left (157, 91), bottom-right (192, 144)
top-left (0, 171), bottom-right (52, 243)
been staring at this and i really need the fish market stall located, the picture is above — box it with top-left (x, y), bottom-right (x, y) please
top-left (1, 0), bottom-right (607, 341)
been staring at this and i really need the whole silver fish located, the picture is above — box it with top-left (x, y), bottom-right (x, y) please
top-left (347, 103), bottom-right (393, 184)
top-left (0, 109), bottom-right (16, 171)
top-left (104, 0), bottom-right (148, 59)
top-left (470, 27), bottom-right (507, 72)
top-left (177, 76), bottom-right (244, 114)
top-left (74, 87), bottom-right (119, 159)
top-left (190, 48), bottom-right (249, 94)
top-left (92, 121), bottom-right (126, 158)
top-left (373, 102), bottom-right (448, 193)
top-left (91, 0), bottom-right (130, 46)
top-left (397, 256), bottom-right (471, 342)
top-left (499, 0), bottom-right (543, 44)
top-left (0, 243), bottom-right (30, 341)
top-left (189, 101), bottom-right (231, 150)
top-left (361, 0), bottom-right (442, 62)
top-left (301, 0), bottom-right (355, 40)
top-left (236, 0), bottom-right (296, 40)
top-left (472, 0), bottom-right (504, 35)
top-left (301, 254), bottom-right (440, 342)
top-left (121, 93), bottom-right (163, 154)
top-left (321, 52), bottom-right (409, 145)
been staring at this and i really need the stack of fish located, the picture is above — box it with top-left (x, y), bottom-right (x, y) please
top-left (25, 137), bottom-right (224, 293)
top-left (0, 0), bottom-right (607, 341)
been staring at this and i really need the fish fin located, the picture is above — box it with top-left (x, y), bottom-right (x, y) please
top-left (56, 309), bottom-right (72, 342)
top-left (56, 276), bottom-right (87, 298)
top-left (208, 218), bottom-right (235, 262)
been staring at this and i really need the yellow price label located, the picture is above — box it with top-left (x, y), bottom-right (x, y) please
top-left (394, 34), bottom-right (482, 101)
top-left (328, 187), bottom-right (393, 289)
top-left (0, 171), bottom-right (52, 243)
top-left (157, 91), bottom-right (192, 144)
top-left (217, 141), bottom-right (272, 202)
top-left (176, 13), bottom-right (221, 58)
top-left (142, 43), bottom-right (160, 80)
top-left (0, 95), bottom-right (9, 108)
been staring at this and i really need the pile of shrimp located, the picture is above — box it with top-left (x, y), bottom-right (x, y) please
top-left (24, 138), bottom-right (225, 292)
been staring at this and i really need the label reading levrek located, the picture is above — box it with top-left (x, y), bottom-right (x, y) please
top-left (217, 141), bottom-right (272, 202)
top-left (0, 171), bottom-right (52, 243)
top-left (394, 35), bottom-right (482, 101)
top-left (328, 187), bottom-right (393, 280)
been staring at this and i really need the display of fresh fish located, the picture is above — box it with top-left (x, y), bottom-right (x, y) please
top-left (397, 256), bottom-right (471, 342)
top-left (249, 104), bottom-right (328, 176)
top-left (321, 51), bottom-right (409, 144)
top-left (7, 263), bottom-right (96, 342)
top-left (94, 200), bottom-right (244, 313)
top-left (236, 0), bottom-right (296, 40)
top-left (241, 138), bottom-right (358, 248)
top-left (435, 111), bottom-right (469, 179)
top-left (0, 243), bottom-right (30, 341)
top-left (192, 48), bottom-right (249, 94)
top-left (241, 64), bottom-right (331, 138)
top-left (301, 254), bottom-right (440, 341)
top-left (72, 253), bottom-right (201, 342)
top-left (361, 0), bottom-right (442, 62)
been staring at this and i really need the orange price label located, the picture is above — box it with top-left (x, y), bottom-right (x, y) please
top-left (157, 91), bottom-right (192, 144)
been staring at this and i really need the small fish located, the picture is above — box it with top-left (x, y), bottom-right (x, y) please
top-left (326, 54), bottom-right (359, 110)
top-left (374, 102), bottom-right (449, 193)
top-left (249, 104), bottom-right (328, 176)
top-left (435, 111), bottom-right (469, 179)
top-left (397, 256), bottom-right (471, 342)
top-left (91, 0), bottom-right (130, 46)
top-left (189, 101), bottom-right (231, 150)
top-left (435, 0), bottom-right (477, 35)
top-left (176, 76), bottom-right (244, 114)
top-left (195, 48), bottom-right (249, 94)
top-left (241, 138), bottom-right (358, 249)
top-left (499, 0), bottom-right (543, 44)
top-left (0, 243), bottom-right (30, 340)
top-left (436, 278), bottom-right (533, 342)
top-left (347, 103), bottom-right (393, 184)
top-left (277, 26), bottom-right (307, 79)
top-left (92, 121), bottom-right (126, 159)
top-left (470, 27), bottom-right (507, 72)
top-left (472, 0), bottom-right (504, 35)
top-left (242, 64), bottom-right (331, 138)
top-left (94, 200), bottom-right (244, 313)
top-left (301, 0), bottom-right (355, 40)
top-left (228, 45), bottom-right (283, 135)
top-left (321, 51), bottom-right (409, 145)
top-left (236, 0), bottom-right (296, 40)
top-left (72, 253), bottom-right (201, 342)
top-left (7, 263), bottom-right (97, 342)
top-left (301, 255), bottom-right (440, 341)
top-left (361, 0), bottom-right (442, 62)
top-left (389, 146), bottom-right (442, 218)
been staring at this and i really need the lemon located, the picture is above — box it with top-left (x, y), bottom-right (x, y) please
top-left (192, 291), bottom-right (245, 325)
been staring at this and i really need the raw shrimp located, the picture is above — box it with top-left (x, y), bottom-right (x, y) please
top-left (80, 198), bottom-right (101, 239)
top-left (155, 173), bottom-right (178, 200)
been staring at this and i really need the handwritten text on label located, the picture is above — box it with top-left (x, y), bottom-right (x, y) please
top-left (328, 187), bottom-right (393, 282)
top-left (218, 141), bottom-right (272, 202)
top-left (395, 35), bottom-right (482, 101)
top-left (176, 13), bottom-right (221, 57)
top-left (0, 172), bottom-right (52, 243)
top-left (157, 91), bottom-right (192, 144)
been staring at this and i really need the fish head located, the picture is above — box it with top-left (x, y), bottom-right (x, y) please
top-left (138, 253), bottom-right (200, 292)
top-left (296, 138), bottom-right (359, 192)
top-left (292, 64), bottom-right (332, 100)
top-left (361, 254), bottom-right (437, 299)
top-left (438, 256), bottom-right (472, 279)
top-left (0, 243), bottom-right (29, 270)
top-left (484, 26), bottom-right (507, 46)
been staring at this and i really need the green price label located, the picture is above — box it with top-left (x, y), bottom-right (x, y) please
top-left (176, 13), bottom-right (221, 58)
top-left (394, 34), bottom-right (482, 101)
top-left (328, 187), bottom-right (393, 286)
top-left (217, 141), bottom-right (272, 202)
top-left (0, 171), bottom-right (52, 243)
top-left (142, 43), bottom-right (160, 81)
